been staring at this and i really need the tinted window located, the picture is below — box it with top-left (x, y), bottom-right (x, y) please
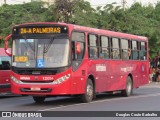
top-left (112, 38), bottom-right (119, 48)
top-left (100, 36), bottom-right (109, 59)
top-left (72, 32), bottom-right (85, 42)
top-left (139, 42), bottom-right (147, 60)
top-left (72, 31), bottom-right (85, 71)
top-left (132, 41), bottom-right (139, 60)
top-left (88, 34), bottom-right (98, 59)
top-left (121, 39), bottom-right (129, 60)
top-left (112, 38), bottom-right (120, 59)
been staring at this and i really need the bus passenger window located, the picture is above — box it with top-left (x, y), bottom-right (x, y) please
top-left (139, 42), bottom-right (147, 60)
top-left (89, 47), bottom-right (98, 59)
top-left (132, 41), bottom-right (139, 60)
top-left (88, 34), bottom-right (98, 59)
top-left (112, 38), bottom-right (120, 59)
top-left (113, 50), bottom-right (119, 59)
top-left (121, 39), bottom-right (129, 60)
top-left (100, 36), bottom-right (109, 59)
top-left (71, 31), bottom-right (85, 71)
top-left (128, 48), bottom-right (131, 57)
top-left (101, 48), bottom-right (109, 59)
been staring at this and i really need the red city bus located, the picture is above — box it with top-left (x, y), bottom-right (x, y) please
top-left (0, 48), bottom-right (11, 93)
top-left (4, 22), bottom-right (149, 103)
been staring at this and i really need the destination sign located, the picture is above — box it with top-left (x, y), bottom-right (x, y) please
top-left (13, 26), bottom-right (68, 35)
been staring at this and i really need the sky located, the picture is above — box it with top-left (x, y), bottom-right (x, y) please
top-left (87, 0), bottom-right (160, 8)
top-left (0, 0), bottom-right (160, 7)
top-left (0, 0), bottom-right (31, 5)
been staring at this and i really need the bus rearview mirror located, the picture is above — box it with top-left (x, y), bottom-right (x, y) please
top-left (4, 34), bottom-right (12, 56)
top-left (76, 42), bottom-right (81, 54)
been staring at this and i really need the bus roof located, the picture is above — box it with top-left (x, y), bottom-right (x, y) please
top-left (72, 24), bottom-right (148, 42)
top-left (13, 22), bottom-right (148, 42)
top-left (0, 48), bottom-right (11, 56)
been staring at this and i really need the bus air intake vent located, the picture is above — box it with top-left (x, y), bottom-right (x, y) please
top-left (14, 70), bottom-right (57, 75)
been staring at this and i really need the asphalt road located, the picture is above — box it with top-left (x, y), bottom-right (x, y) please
top-left (0, 82), bottom-right (160, 120)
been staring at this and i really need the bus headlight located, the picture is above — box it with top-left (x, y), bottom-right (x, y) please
top-left (52, 74), bottom-right (71, 85)
top-left (11, 76), bottom-right (23, 84)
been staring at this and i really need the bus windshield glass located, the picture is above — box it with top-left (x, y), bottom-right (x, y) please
top-left (12, 38), bottom-right (69, 68)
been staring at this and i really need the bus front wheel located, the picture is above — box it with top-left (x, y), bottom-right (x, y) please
top-left (81, 79), bottom-right (94, 103)
top-left (121, 76), bottom-right (133, 97)
top-left (33, 96), bottom-right (45, 103)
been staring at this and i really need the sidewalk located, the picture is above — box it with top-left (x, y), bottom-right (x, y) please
top-left (141, 82), bottom-right (160, 88)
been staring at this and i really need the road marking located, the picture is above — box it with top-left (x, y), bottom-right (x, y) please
top-left (39, 92), bottom-right (160, 111)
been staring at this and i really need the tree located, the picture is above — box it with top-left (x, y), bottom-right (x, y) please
top-left (0, 1), bottom-right (159, 57)
top-left (53, 0), bottom-right (95, 25)
top-left (54, 0), bottom-right (78, 23)
top-left (0, 1), bottom-right (48, 38)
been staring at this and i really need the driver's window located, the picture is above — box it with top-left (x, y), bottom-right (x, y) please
top-left (71, 31), bottom-right (85, 71)
top-left (72, 32), bottom-right (85, 60)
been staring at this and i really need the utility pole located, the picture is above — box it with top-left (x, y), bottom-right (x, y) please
top-left (122, 0), bottom-right (127, 10)
top-left (4, 0), bottom-right (6, 4)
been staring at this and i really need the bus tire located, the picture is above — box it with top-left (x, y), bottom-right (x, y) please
top-left (121, 76), bottom-right (133, 97)
top-left (33, 96), bottom-right (45, 103)
top-left (81, 79), bottom-right (94, 103)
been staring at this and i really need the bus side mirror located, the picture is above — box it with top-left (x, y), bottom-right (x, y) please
top-left (76, 42), bottom-right (81, 54)
top-left (4, 34), bottom-right (12, 57)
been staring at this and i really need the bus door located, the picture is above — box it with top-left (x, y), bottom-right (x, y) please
top-left (71, 31), bottom-right (86, 94)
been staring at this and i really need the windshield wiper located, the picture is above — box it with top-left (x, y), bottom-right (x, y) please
top-left (43, 37), bottom-right (54, 53)
top-left (23, 36), bottom-right (35, 52)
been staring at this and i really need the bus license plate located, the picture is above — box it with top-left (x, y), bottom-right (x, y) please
top-left (31, 87), bottom-right (40, 91)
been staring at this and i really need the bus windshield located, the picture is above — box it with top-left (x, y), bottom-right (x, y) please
top-left (12, 38), bottom-right (69, 68)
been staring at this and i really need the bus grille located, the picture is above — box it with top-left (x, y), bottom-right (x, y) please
top-left (21, 80), bottom-right (53, 83)
top-left (13, 70), bottom-right (57, 75)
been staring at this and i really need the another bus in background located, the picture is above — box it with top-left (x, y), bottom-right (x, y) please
top-left (0, 48), bottom-right (11, 94)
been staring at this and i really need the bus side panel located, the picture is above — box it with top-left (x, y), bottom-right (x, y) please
top-left (105, 60), bottom-right (149, 91)
top-left (82, 60), bottom-right (149, 93)
top-left (0, 70), bottom-right (11, 93)
top-left (129, 61), bottom-right (141, 88)
top-left (126, 61), bottom-right (149, 88)
top-left (139, 61), bottom-right (149, 86)
top-left (108, 60), bottom-right (125, 91)
top-left (87, 59), bottom-right (113, 93)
